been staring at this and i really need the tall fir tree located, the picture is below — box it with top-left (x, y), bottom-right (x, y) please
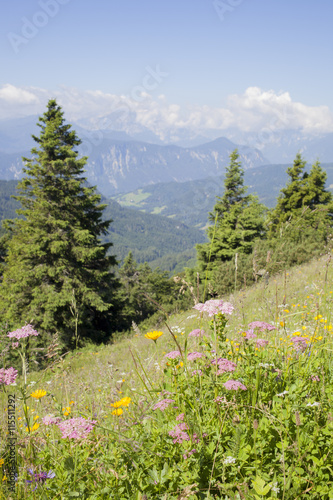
top-left (197, 149), bottom-right (266, 273)
top-left (0, 100), bottom-right (118, 348)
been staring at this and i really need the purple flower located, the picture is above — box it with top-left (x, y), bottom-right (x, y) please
top-left (0, 367), bottom-right (18, 385)
top-left (164, 351), bottom-right (181, 359)
top-left (214, 396), bottom-right (227, 405)
top-left (57, 417), bottom-right (97, 440)
top-left (187, 352), bottom-right (204, 361)
top-left (193, 299), bottom-right (234, 317)
top-left (291, 336), bottom-right (309, 352)
top-left (256, 339), bottom-right (269, 348)
top-left (188, 329), bottom-right (205, 337)
top-left (223, 380), bottom-right (247, 391)
top-left (8, 324), bottom-right (39, 340)
top-left (27, 469), bottom-right (55, 490)
top-left (42, 414), bottom-right (62, 426)
top-left (191, 369), bottom-right (203, 376)
top-left (248, 321), bottom-right (275, 332)
top-left (153, 399), bottom-right (175, 411)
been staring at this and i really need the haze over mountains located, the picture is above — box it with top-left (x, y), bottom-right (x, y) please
top-left (1, 114), bottom-right (333, 199)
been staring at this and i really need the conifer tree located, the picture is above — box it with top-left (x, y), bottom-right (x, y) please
top-left (0, 100), bottom-right (118, 348)
top-left (197, 149), bottom-right (266, 273)
top-left (268, 154), bottom-right (333, 238)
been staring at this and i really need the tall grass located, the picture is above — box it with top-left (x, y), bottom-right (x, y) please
top-left (1, 254), bottom-right (333, 499)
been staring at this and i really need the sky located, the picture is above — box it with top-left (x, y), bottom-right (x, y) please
top-left (1, 0), bottom-right (333, 137)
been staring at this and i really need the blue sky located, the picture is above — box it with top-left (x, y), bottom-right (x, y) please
top-left (1, 0), bottom-right (333, 136)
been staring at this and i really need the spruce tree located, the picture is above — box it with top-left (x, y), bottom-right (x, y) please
top-left (0, 99), bottom-right (118, 348)
top-left (197, 149), bottom-right (266, 273)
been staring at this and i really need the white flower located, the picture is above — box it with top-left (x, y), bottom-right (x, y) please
top-left (306, 402), bottom-right (320, 407)
top-left (46, 381), bottom-right (52, 385)
top-left (259, 363), bottom-right (274, 369)
top-left (276, 390), bottom-right (288, 397)
top-left (271, 482), bottom-right (280, 493)
top-left (223, 456), bottom-right (236, 465)
top-left (28, 381), bottom-right (36, 386)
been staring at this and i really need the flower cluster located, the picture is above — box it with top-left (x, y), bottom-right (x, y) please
top-left (164, 351), bottom-right (181, 359)
top-left (188, 329), bottom-right (205, 337)
top-left (248, 321), bottom-right (275, 332)
top-left (27, 469), bottom-right (55, 490)
top-left (256, 339), bottom-right (269, 348)
top-left (243, 329), bottom-right (257, 340)
top-left (7, 324), bottom-right (39, 339)
top-left (168, 422), bottom-right (190, 444)
top-left (212, 358), bottom-right (237, 375)
top-left (183, 449), bottom-right (197, 459)
top-left (57, 417), bottom-right (97, 440)
top-left (0, 367), bottom-right (18, 386)
top-left (290, 336), bottom-right (309, 352)
top-left (223, 380), bottom-right (247, 391)
top-left (193, 299), bottom-right (234, 317)
top-left (187, 352), bottom-right (204, 361)
top-left (153, 399), bottom-right (175, 411)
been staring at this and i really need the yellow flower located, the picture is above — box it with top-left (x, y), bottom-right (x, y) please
top-left (112, 408), bottom-right (123, 416)
top-left (25, 422), bottom-right (39, 433)
top-left (31, 390), bottom-right (47, 399)
top-left (119, 397), bottom-right (131, 407)
top-left (280, 321), bottom-right (285, 327)
top-left (0, 459), bottom-right (4, 466)
top-left (144, 331), bottom-right (163, 342)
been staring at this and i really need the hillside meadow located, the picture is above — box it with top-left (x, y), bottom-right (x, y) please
top-left (1, 254), bottom-right (333, 499)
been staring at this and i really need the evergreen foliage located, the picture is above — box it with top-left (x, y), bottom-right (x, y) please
top-left (197, 149), bottom-right (266, 273)
top-left (0, 100), bottom-right (118, 348)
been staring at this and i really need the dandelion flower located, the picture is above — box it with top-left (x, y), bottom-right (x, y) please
top-left (111, 408), bottom-right (123, 416)
top-left (31, 390), bottom-right (47, 399)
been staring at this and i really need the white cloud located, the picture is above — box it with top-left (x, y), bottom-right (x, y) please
top-left (0, 84), bottom-right (332, 138)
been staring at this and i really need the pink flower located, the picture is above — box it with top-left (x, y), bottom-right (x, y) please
top-left (188, 329), bottom-right (205, 337)
top-left (153, 399), bottom-right (175, 411)
top-left (176, 413), bottom-right (185, 421)
top-left (164, 351), bottom-right (181, 359)
top-left (187, 352), bottom-right (204, 361)
top-left (248, 321), bottom-right (275, 332)
top-left (243, 329), bottom-right (257, 340)
top-left (223, 380), bottom-right (247, 391)
top-left (191, 369), bottom-right (203, 376)
top-left (42, 415), bottom-right (62, 426)
top-left (291, 336), bottom-right (309, 352)
top-left (8, 324), bottom-right (39, 340)
top-left (57, 417), bottom-right (97, 440)
top-left (183, 449), bottom-right (197, 459)
top-left (311, 375), bottom-right (320, 382)
top-left (0, 367), bottom-right (18, 385)
top-left (193, 299), bottom-right (234, 317)
top-left (256, 339), bottom-right (269, 348)
top-left (212, 358), bottom-right (237, 375)
top-left (168, 422), bottom-right (190, 444)
top-left (11, 342), bottom-right (19, 349)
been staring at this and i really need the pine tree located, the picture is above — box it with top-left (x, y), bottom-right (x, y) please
top-left (0, 100), bottom-right (118, 348)
top-left (197, 149), bottom-right (266, 273)
top-left (268, 154), bottom-right (333, 238)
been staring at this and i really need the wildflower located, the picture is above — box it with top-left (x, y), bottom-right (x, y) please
top-left (153, 399), bottom-right (175, 411)
top-left (193, 299), bottom-right (234, 317)
top-left (187, 352), bottom-right (204, 361)
top-left (111, 408), bottom-right (123, 416)
top-left (214, 396), bottom-right (227, 405)
top-left (42, 415), bottom-right (62, 426)
top-left (256, 339), bottom-right (269, 348)
top-left (223, 456), bottom-right (236, 465)
top-left (144, 331), bottom-right (163, 342)
top-left (8, 324), bottom-right (39, 339)
top-left (212, 358), bottom-right (237, 375)
top-left (0, 459), bottom-right (4, 466)
top-left (168, 422), bottom-right (190, 444)
top-left (183, 449), bottom-right (197, 459)
top-left (306, 402), bottom-right (320, 407)
top-left (26, 469), bottom-right (55, 490)
top-left (248, 321), bottom-right (276, 332)
top-left (259, 363), bottom-right (274, 369)
top-left (223, 380), bottom-right (247, 391)
top-left (191, 369), bottom-right (203, 376)
top-left (11, 342), bottom-right (19, 348)
top-left (164, 351), bottom-right (181, 359)
top-left (188, 329), bottom-right (205, 337)
top-left (311, 375), bottom-right (320, 382)
top-left (0, 367), bottom-right (18, 386)
top-left (290, 336), bottom-right (309, 352)
top-left (111, 397), bottom-right (131, 408)
top-left (25, 422), bottom-right (40, 433)
top-left (243, 329), bottom-right (257, 340)
top-left (57, 417), bottom-right (97, 440)
top-left (271, 483), bottom-right (280, 493)
top-left (176, 413), bottom-right (185, 421)
top-left (31, 390), bottom-right (47, 399)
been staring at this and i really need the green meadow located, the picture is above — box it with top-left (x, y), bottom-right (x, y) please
top-left (1, 254), bottom-right (333, 499)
